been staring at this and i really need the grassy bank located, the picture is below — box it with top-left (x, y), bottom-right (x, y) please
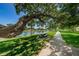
top-left (0, 31), bottom-right (56, 56)
top-left (61, 31), bottom-right (79, 48)
top-left (47, 31), bottom-right (56, 38)
top-left (0, 35), bottom-right (48, 56)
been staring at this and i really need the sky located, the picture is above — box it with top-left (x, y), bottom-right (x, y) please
top-left (0, 3), bottom-right (24, 25)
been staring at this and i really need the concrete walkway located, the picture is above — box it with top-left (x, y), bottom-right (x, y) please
top-left (50, 31), bottom-right (72, 56)
top-left (38, 31), bottom-right (76, 56)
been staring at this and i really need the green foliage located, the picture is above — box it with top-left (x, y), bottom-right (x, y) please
top-left (59, 4), bottom-right (79, 28)
top-left (14, 3), bottom-right (79, 30)
top-left (60, 4), bottom-right (78, 16)
top-left (0, 35), bottom-right (48, 56)
top-left (15, 4), bottom-right (57, 16)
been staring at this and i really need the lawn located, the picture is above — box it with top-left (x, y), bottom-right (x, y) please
top-left (0, 34), bottom-right (48, 56)
top-left (0, 31), bottom-right (56, 56)
top-left (47, 31), bottom-right (56, 38)
top-left (61, 31), bottom-right (79, 48)
top-left (1, 30), bottom-right (78, 55)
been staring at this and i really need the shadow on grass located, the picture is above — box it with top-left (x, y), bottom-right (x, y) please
top-left (0, 35), bottom-right (46, 56)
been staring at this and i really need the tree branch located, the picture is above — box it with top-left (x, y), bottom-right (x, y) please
top-left (0, 13), bottom-right (56, 38)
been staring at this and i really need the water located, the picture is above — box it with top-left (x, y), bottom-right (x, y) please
top-left (17, 30), bottom-right (48, 37)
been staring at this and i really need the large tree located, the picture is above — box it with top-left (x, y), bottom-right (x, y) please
top-left (1, 3), bottom-right (78, 38)
top-left (0, 3), bottom-right (57, 38)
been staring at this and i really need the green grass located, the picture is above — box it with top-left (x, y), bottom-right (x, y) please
top-left (0, 31), bottom-right (55, 56)
top-left (0, 34), bottom-right (48, 56)
top-left (61, 31), bottom-right (79, 48)
top-left (47, 31), bottom-right (56, 38)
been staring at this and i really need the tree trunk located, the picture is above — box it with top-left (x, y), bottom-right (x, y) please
top-left (30, 24), bottom-right (33, 35)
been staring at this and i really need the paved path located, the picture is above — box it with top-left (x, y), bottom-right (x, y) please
top-left (50, 31), bottom-right (72, 56)
top-left (38, 31), bottom-right (74, 56)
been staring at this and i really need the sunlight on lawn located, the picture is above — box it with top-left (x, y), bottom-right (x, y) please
top-left (0, 35), bottom-right (48, 56)
top-left (61, 32), bottom-right (79, 48)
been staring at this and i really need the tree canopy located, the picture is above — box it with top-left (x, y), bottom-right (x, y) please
top-left (14, 3), bottom-right (79, 29)
top-left (0, 3), bottom-right (79, 38)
